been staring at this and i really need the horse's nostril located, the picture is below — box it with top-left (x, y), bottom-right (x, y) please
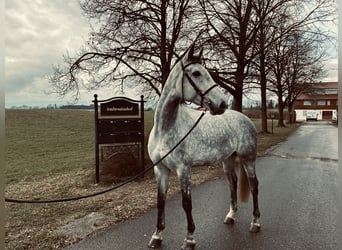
top-left (220, 101), bottom-right (227, 110)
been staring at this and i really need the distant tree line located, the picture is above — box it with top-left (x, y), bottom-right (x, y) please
top-left (49, 0), bottom-right (336, 132)
top-left (59, 104), bottom-right (94, 109)
top-left (8, 104), bottom-right (94, 110)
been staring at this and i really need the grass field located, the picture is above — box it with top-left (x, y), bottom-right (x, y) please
top-left (5, 109), bottom-right (155, 184)
top-left (5, 109), bottom-right (300, 249)
top-left (6, 110), bottom-right (94, 183)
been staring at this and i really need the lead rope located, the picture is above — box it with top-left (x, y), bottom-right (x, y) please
top-left (5, 111), bottom-right (206, 204)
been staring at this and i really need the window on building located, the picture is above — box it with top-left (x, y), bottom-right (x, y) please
top-left (325, 89), bottom-right (338, 94)
top-left (317, 100), bottom-right (325, 106)
top-left (303, 100), bottom-right (313, 106)
top-left (317, 100), bottom-right (331, 106)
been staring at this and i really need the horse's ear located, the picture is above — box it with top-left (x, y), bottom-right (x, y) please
top-left (187, 43), bottom-right (203, 62)
top-left (198, 48), bottom-right (203, 59)
top-left (187, 43), bottom-right (196, 61)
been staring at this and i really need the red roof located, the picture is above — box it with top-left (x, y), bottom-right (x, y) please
top-left (296, 81), bottom-right (338, 100)
top-left (296, 94), bottom-right (337, 100)
top-left (311, 82), bottom-right (338, 89)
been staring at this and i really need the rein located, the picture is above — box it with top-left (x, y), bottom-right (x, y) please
top-left (181, 61), bottom-right (219, 107)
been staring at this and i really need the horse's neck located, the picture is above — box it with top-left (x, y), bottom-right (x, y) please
top-left (154, 68), bottom-right (182, 134)
top-left (154, 87), bottom-right (181, 133)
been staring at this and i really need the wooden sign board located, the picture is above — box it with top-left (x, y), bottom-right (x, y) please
top-left (99, 99), bottom-right (140, 118)
top-left (93, 95), bottom-right (145, 183)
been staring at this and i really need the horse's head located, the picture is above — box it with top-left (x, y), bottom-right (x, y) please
top-left (179, 44), bottom-right (227, 115)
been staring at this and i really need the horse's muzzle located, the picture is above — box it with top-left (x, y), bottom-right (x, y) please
top-left (209, 101), bottom-right (227, 115)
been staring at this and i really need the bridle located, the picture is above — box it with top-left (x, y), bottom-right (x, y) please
top-left (181, 61), bottom-right (219, 108)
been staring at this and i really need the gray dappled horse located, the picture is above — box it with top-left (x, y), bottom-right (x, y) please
top-left (148, 44), bottom-right (260, 249)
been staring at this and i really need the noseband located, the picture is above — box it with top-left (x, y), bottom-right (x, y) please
top-left (181, 61), bottom-right (219, 107)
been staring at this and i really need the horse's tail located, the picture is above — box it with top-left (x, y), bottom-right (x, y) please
top-left (239, 162), bottom-right (250, 202)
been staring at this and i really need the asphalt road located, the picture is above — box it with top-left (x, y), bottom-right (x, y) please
top-left (66, 122), bottom-right (338, 250)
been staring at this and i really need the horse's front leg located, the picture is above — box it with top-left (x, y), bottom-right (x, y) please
top-left (148, 165), bottom-right (170, 248)
top-left (178, 167), bottom-right (196, 250)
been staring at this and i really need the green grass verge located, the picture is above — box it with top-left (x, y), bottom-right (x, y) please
top-left (6, 110), bottom-right (95, 183)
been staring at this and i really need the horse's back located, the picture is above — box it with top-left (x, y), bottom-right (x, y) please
top-left (222, 109), bottom-right (257, 157)
top-left (199, 109), bottom-right (256, 136)
top-left (223, 109), bottom-right (257, 134)
top-left (203, 109), bottom-right (257, 158)
top-left (182, 108), bottom-right (257, 163)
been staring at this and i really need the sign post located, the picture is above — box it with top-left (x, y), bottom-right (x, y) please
top-left (93, 94), bottom-right (145, 183)
top-left (271, 112), bottom-right (275, 134)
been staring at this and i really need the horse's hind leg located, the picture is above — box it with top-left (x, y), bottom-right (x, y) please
top-left (148, 165), bottom-right (170, 248)
top-left (223, 154), bottom-right (238, 224)
top-left (241, 158), bottom-right (261, 233)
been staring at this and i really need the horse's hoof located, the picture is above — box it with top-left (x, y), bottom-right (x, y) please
top-left (249, 223), bottom-right (261, 233)
top-left (148, 238), bottom-right (162, 248)
top-left (181, 238), bottom-right (196, 250)
top-left (224, 217), bottom-right (235, 225)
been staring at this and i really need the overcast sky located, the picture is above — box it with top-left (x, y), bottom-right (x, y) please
top-left (5, 0), bottom-right (92, 107)
top-left (5, 0), bottom-right (338, 108)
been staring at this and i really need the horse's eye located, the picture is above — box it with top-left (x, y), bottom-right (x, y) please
top-left (192, 71), bottom-right (201, 77)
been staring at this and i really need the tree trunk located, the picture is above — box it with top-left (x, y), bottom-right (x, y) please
top-left (232, 66), bottom-right (244, 112)
top-left (160, 0), bottom-right (168, 89)
top-left (277, 95), bottom-right (285, 127)
top-left (287, 101), bottom-right (295, 124)
top-left (233, 76), bottom-right (243, 112)
top-left (259, 31), bottom-right (268, 133)
top-left (260, 77), bottom-right (268, 133)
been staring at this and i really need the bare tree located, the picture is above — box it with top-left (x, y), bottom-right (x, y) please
top-left (268, 30), bottom-right (327, 124)
top-left (199, 0), bottom-right (335, 119)
top-left (253, 0), bottom-right (291, 132)
top-left (284, 32), bottom-right (327, 123)
top-left (286, 0), bottom-right (336, 124)
top-left (267, 0), bottom-right (335, 125)
top-left (49, 0), bottom-right (200, 102)
top-left (49, 0), bottom-right (336, 113)
top-left (267, 13), bottom-right (292, 127)
top-left (198, 0), bottom-right (260, 112)
top-left (253, 0), bottom-right (335, 130)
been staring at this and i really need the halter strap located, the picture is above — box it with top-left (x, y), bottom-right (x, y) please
top-left (181, 61), bottom-right (219, 107)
